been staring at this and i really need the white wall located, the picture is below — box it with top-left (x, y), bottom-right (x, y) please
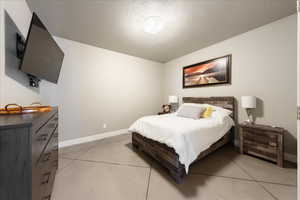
top-left (40, 37), bottom-right (164, 141)
top-left (163, 14), bottom-right (297, 155)
top-left (0, 0), bottom-right (41, 107)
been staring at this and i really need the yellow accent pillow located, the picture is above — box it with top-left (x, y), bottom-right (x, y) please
top-left (202, 106), bottom-right (214, 118)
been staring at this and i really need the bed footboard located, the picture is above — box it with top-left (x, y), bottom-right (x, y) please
top-left (132, 129), bottom-right (232, 183)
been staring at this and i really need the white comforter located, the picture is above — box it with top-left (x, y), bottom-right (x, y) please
top-left (129, 113), bottom-right (234, 173)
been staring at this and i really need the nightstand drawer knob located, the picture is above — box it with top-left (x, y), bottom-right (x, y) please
top-left (269, 142), bottom-right (277, 147)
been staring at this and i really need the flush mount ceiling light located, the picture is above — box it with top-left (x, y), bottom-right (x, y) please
top-left (143, 16), bottom-right (164, 34)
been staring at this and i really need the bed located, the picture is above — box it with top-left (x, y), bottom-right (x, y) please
top-left (130, 96), bottom-right (237, 183)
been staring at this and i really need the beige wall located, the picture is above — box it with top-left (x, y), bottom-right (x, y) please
top-left (0, 2), bottom-right (297, 156)
top-left (0, 0), bottom-right (164, 142)
top-left (0, 0), bottom-right (41, 107)
top-left (40, 37), bottom-right (164, 141)
top-left (163, 14), bottom-right (297, 155)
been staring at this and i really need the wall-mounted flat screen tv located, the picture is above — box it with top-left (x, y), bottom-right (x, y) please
top-left (19, 12), bottom-right (64, 84)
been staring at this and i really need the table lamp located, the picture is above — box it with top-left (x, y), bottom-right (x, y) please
top-left (241, 96), bottom-right (256, 124)
top-left (168, 96), bottom-right (179, 112)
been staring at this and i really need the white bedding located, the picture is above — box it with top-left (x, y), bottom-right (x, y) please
top-left (129, 113), bottom-right (234, 173)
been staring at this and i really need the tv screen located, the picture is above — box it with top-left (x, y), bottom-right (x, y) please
top-left (20, 13), bottom-right (64, 84)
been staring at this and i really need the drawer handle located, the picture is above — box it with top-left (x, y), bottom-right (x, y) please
top-left (37, 134), bottom-right (48, 141)
top-left (41, 172), bottom-right (51, 185)
top-left (41, 195), bottom-right (51, 200)
top-left (42, 153), bottom-right (51, 162)
top-left (269, 142), bottom-right (277, 147)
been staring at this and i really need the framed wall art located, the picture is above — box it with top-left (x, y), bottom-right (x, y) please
top-left (183, 55), bottom-right (231, 88)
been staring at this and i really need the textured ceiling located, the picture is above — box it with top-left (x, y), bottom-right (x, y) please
top-left (26, 0), bottom-right (296, 63)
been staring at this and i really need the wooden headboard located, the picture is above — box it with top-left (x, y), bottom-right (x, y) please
top-left (182, 96), bottom-right (236, 122)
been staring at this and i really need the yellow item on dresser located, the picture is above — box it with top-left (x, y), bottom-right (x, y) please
top-left (202, 106), bottom-right (214, 118)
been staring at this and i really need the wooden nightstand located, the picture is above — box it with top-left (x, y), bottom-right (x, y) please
top-left (239, 123), bottom-right (285, 167)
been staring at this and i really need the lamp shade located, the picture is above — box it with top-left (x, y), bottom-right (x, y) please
top-left (241, 96), bottom-right (256, 108)
top-left (168, 96), bottom-right (178, 103)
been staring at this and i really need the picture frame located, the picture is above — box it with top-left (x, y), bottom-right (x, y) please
top-left (182, 55), bottom-right (232, 88)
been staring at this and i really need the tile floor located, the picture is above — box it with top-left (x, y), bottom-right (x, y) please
top-left (52, 133), bottom-right (297, 200)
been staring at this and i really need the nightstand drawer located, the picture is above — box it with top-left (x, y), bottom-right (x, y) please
top-left (243, 127), bottom-right (277, 137)
top-left (243, 144), bottom-right (277, 162)
top-left (243, 131), bottom-right (278, 147)
top-left (244, 140), bottom-right (277, 153)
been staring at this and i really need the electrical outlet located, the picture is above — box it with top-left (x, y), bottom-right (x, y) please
top-left (103, 123), bottom-right (107, 129)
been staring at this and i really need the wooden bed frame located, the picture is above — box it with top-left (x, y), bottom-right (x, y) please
top-left (132, 96), bottom-right (237, 183)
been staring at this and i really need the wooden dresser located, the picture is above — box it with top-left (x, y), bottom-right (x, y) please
top-left (239, 123), bottom-right (284, 167)
top-left (0, 108), bottom-right (58, 200)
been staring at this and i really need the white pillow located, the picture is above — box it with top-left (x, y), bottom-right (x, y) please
top-left (176, 105), bottom-right (206, 119)
top-left (181, 103), bottom-right (232, 116)
top-left (210, 105), bottom-right (232, 116)
top-left (212, 110), bottom-right (235, 125)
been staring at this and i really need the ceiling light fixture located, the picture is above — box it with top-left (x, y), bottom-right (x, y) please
top-left (143, 16), bottom-right (164, 34)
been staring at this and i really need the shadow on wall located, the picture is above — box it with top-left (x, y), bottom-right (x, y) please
top-left (5, 11), bottom-right (39, 94)
top-left (253, 97), bottom-right (264, 122)
top-left (252, 97), bottom-right (297, 156)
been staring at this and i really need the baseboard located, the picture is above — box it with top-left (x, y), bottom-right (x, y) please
top-left (59, 129), bottom-right (129, 148)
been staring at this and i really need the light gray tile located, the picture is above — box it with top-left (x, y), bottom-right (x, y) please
top-left (51, 160), bottom-right (149, 200)
top-left (233, 154), bottom-right (297, 185)
top-left (58, 158), bottom-right (73, 172)
top-left (59, 141), bottom-right (98, 159)
top-left (79, 136), bottom-right (151, 167)
top-left (148, 167), bottom-right (275, 200)
top-left (260, 183), bottom-right (297, 200)
top-left (190, 148), bottom-right (253, 180)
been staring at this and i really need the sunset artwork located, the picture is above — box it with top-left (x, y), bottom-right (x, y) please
top-left (183, 55), bottom-right (231, 88)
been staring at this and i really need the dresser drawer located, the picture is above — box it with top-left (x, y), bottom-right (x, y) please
top-left (35, 138), bottom-right (58, 200)
top-left (32, 114), bottom-right (58, 165)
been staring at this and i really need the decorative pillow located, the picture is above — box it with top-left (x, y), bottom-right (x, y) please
top-left (176, 105), bottom-right (205, 119)
top-left (202, 106), bottom-right (214, 118)
top-left (211, 105), bottom-right (232, 116)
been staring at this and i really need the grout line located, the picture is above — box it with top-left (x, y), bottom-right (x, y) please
top-left (232, 160), bottom-right (279, 200)
top-left (189, 172), bottom-right (257, 182)
top-left (256, 180), bottom-right (297, 188)
top-left (189, 172), bottom-right (297, 187)
top-left (71, 158), bottom-right (151, 169)
top-left (259, 184), bottom-right (279, 200)
top-left (57, 159), bottom-right (75, 174)
top-left (145, 166), bottom-right (152, 200)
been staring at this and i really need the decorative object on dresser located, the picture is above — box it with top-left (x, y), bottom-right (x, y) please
top-left (0, 103), bottom-right (52, 115)
top-left (0, 108), bottom-right (58, 200)
top-left (132, 96), bottom-right (236, 183)
top-left (182, 55), bottom-right (231, 88)
top-left (168, 95), bottom-right (179, 112)
top-left (239, 123), bottom-right (284, 167)
top-left (241, 96), bottom-right (256, 124)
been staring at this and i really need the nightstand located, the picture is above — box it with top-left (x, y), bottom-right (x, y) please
top-left (239, 123), bottom-right (285, 167)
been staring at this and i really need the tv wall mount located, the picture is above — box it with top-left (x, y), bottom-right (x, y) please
top-left (16, 33), bottom-right (41, 88)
